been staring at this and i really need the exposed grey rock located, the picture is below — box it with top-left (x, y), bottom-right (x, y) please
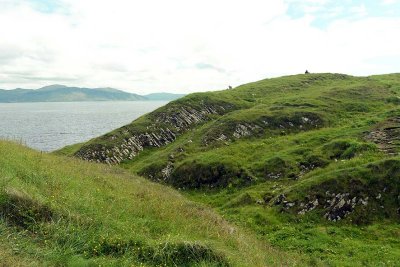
top-left (76, 103), bottom-right (229, 164)
top-left (274, 194), bottom-right (286, 205)
top-left (324, 193), bottom-right (356, 221)
top-left (301, 117), bottom-right (310, 123)
top-left (266, 173), bottom-right (283, 179)
top-left (263, 194), bottom-right (273, 204)
top-left (298, 198), bottom-right (319, 215)
top-left (284, 202), bottom-right (296, 209)
top-left (358, 197), bottom-right (368, 206)
top-left (256, 199), bottom-right (264, 205)
top-left (216, 134), bottom-right (228, 142)
top-left (233, 124), bottom-right (252, 138)
top-left (161, 162), bottom-right (174, 180)
top-left (365, 116), bottom-right (400, 155)
top-left (292, 192), bottom-right (372, 221)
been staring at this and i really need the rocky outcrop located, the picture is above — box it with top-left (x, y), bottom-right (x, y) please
top-left (298, 199), bottom-right (319, 215)
top-left (161, 162), bottom-right (174, 180)
top-left (155, 105), bottom-right (222, 131)
top-left (232, 123), bottom-right (261, 138)
top-left (365, 116), bottom-right (400, 156)
top-left (202, 111), bottom-right (323, 146)
top-left (277, 190), bottom-right (386, 222)
top-left (75, 128), bottom-right (176, 164)
top-left (323, 193), bottom-right (364, 221)
top-left (75, 102), bottom-right (233, 164)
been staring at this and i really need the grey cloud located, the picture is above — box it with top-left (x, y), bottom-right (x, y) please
top-left (195, 63), bottom-right (226, 73)
top-left (93, 62), bottom-right (130, 73)
top-left (0, 45), bottom-right (24, 64)
top-left (0, 44), bottom-right (56, 65)
top-left (15, 75), bottom-right (81, 82)
top-left (0, 71), bottom-right (83, 88)
top-left (127, 75), bottom-right (157, 82)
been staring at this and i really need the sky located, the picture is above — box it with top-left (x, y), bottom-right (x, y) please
top-left (0, 0), bottom-right (399, 94)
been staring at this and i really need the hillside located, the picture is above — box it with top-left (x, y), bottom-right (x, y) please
top-left (62, 73), bottom-right (400, 265)
top-left (0, 85), bottom-right (185, 102)
top-left (0, 140), bottom-right (297, 266)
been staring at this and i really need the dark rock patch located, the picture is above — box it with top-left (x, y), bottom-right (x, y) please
top-left (168, 162), bottom-right (253, 189)
top-left (262, 157), bottom-right (293, 180)
top-left (322, 140), bottom-right (375, 160)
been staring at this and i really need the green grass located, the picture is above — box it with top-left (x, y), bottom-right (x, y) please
top-left (51, 73), bottom-right (400, 265)
top-left (0, 140), bottom-right (298, 266)
top-left (185, 156), bottom-right (400, 266)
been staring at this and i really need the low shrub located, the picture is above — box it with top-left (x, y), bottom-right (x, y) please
top-left (322, 140), bottom-right (375, 159)
top-left (0, 188), bottom-right (54, 229)
top-left (170, 161), bottom-right (253, 189)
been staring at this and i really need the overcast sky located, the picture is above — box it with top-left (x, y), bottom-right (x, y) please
top-left (0, 0), bottom-right (399, 94)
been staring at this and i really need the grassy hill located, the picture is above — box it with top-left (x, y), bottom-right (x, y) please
top-left (61, 73), bottom-right (400, 265)
top-left (0, 85), bottom-right (185, 102)
top-left (0, 140), bottom-right (298, 266)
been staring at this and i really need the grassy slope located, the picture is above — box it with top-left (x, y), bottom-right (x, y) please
top-left (123, 74), bottom-right (393, 173)
top-left (0, 141), bottom-right (297, 266)
top-left (187, 158), bottom-right (400, 266)
top-left (58, 73), bottom-right (400, 265)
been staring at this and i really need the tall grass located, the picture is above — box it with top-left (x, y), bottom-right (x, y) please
top-left (0, 140), bottom-right (296, 266)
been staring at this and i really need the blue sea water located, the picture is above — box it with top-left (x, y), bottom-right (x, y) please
top-left (0, 101), bottom-right (167, 152)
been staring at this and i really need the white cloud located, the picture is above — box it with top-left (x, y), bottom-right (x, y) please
top-left (382, 0), bottom-right (398, 5)
top-left (0, 0), bottom-right (399, 93)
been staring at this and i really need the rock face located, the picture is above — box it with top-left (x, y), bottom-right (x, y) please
top-left (277, 190), bottom-right (389, 222)
top-left (323, 193), bottom-right (364, 221)
top-left (161, 162), bottom-right (174, 180)
top-left (232, 123), bottom-right (260, 138)
top-left (202, 112), bottom-right (324, 146)
top-left (75, 102), bottom-right (232, 164)
top-left (298, 199), bottom-right (319, 215)
top-left (365, 116), bottom-right (400, 155)
top-left (75, 128), bottom-right (176, 164)
top-left (155, 105), bottom-right (222, 131)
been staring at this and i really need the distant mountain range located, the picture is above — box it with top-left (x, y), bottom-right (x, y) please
top-left (0, 84), bottom-right (185, 102)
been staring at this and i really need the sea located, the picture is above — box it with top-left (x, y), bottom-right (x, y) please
top-left (0, 101), bottom-right (168, 152)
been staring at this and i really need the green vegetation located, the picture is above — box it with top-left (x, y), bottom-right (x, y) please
top-left (61, 73), bottom-right (400, 266)
top-left (5, 73), bottom-right (400, 265)
top-left (0, 141), bottom-right (295, 266)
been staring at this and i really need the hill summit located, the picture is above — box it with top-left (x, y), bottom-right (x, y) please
top-left (60, 73), bottom-right (400, 265)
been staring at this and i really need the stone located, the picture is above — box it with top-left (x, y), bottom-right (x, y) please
top-left (274, 194), bottom-right (286, 205)
top-left (161, 162), bottom-right (174, 180)
top-left (76, 103), bottom-right (229, 164)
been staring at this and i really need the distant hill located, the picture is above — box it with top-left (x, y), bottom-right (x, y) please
top-left (0, 85), bottom-right (185, 102)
